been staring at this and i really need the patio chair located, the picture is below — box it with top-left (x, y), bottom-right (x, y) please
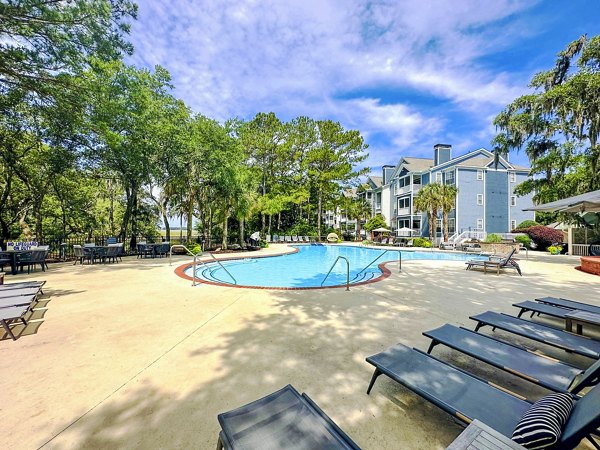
top-left (0, 254), bottom-right (10, 272)
top-left (465, 248), bottom-right (521, 276)
top-left (137, 243), bottom-right (154, 258)
top-left (536, 297), bottom-right (600, 315)
top-left (284, 235), bottom-right (291, 243)
top-left (513, 300), bottom-right (577, 320)
top-left (216, 384), bottom-right (360, 450)
top-left (29, 249), bottom-right (48, 272)
top-left (73, 245), bottom-right (92, 265)
top-left (366, 343), bottom-right (600, 449)
top-left (405, 239), bottom-right (414, 247)
top-left (104, 244), bottom-right (121, 263)
top-left (292, 236), bottom-right (299, 242)
top-left (424, 324), bottom-right (600, 394)
top-left (1, 305), bottom-right (30, 341)
top-left (15, 251), bottom-right (33, 273)
top-left (470, 311), bottom-right (600, 359)
top-left (155, 242), bottom-right (170, 258)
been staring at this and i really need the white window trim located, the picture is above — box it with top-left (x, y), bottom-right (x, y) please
top-left (477, 218), bottom-right (484, 230)
top-left (477, 170), bottom-right (483, 181)
top-left (511, 220), bottom-right (517, 230)
top-left (435, 172), bottom-right (442, 183)
top-left (510, 172), bottom-right (516, 182)
top-left (477, 194), bottom-right (483, 205)
top-left (511, 196), bottom-right (516, 207)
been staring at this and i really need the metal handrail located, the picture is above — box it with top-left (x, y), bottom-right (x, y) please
top-left (169, 244), bottom-right (237, 286)
top-left (203, 252), bottom-right (237, 285)
top-left (169, 244), bottom-right (204, 286)
top-left (320, 256), bottom-right (350, 291)
top-left (354, 249), bottom-right (402, 280)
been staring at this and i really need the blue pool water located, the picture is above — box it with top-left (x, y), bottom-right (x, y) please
top-left (183, 244), bottom-right (487, 289)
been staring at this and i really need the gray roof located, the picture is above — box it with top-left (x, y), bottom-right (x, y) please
top-left (401, 157), bottom-right (433, 172)
top-left (369, 176), bottom-right (383, 187)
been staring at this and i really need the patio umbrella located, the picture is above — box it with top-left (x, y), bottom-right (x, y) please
top-left (250, 231), bottom-right (261, 241)
top-left (397, 227), bottom-right (413, 236)
top-left (372, 227), bottom-right (392, 233)
top-left (524, 189), bottom-right (600, 213)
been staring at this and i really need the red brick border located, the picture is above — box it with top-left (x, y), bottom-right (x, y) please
top-left (173, 246), bottom-right (394, 290)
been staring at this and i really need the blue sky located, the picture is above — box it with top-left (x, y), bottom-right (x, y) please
top-left (127, 0), bottom-right (600, 171)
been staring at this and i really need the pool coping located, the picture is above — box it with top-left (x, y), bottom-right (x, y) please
top-left (173, 245), bottom-right (394, 290)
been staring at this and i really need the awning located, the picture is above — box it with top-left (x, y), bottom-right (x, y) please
top-left (523, 190), bottom-right (600, 213)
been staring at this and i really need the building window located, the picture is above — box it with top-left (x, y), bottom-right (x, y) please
top-left (511, 196), bottom-right (516, 206)
top-left (448, 218), bottom-right (455, 234)
top-left (510, 172), bottom-right (516, 182)
top-left (477, 194), bottom-right (483, 205)
top-left (398, 197), bottom-right (410, 209)
top-left (435, 172), bottom-right (442, 183)
top-left (477, 170), bottom-right (483, 180)
top-left (436, 219), bottom-right (442, 233)
top-left (445, 171), bottom-right (455, 185)
top-left (412, 218), bottom-right (421, 230)
top-left (477, 218), bottom-right (483, 229)
top-left (413, 174), bottom-right (421, 185)
top-left (398, 219), bottom-right (410, 229)
top-left (511, 220), bottom-right (517, 231)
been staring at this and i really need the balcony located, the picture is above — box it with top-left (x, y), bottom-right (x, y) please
top-left (397, 184), bottom-right (421, 195)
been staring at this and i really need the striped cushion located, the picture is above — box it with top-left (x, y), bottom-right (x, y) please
top-left (511, 393), bottom-right (575, 449)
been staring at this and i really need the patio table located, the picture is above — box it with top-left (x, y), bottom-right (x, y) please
top-left (565, 310), bottom-right (600, 335)
top-left (85, 246), bottom-right (108, 264)
top-left (0, 250), bottom-right (33, 275)
top-left (446, 420), bottom-right (525, 449)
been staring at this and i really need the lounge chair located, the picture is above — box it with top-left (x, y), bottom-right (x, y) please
top-left (366, 343), bottom-right (600, 449)
top-left (0, 305), bottom-right (30, 340)
top-left (470, 311), bottom-right (600, 359)
top-left (0, 287), bottom-right (40, 299)
top-left (0, 280), bottom-right (46, 291)
top-left (424, 324), bottom-right (600, 394)
top-left (405, 239), bottom-right (414, 247)
top-left (0, 294), bottom-right (38, 310)
top-left (292, 236), bottom-right (299, 242)
top-left (284, 235), bottom-right (291, 243)
top-left (536, 297), bottom-right (600, 315)
top-left (513, 300), bottom-right (576, 320)
top-left (216, 384), bottom-right (360, 450)
top-left (465, 249), bottom-right (521, 276)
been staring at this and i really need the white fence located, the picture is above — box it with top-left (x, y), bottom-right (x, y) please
top-left (571, 244), bottom-right (590, 256)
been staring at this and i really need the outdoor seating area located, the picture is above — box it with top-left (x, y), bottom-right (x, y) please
top-left (268, 235), bottom-right (315, 243)
top-left (465, 249), bottom-right (522, 275)
top-left (73, 243), bottom-right (124, 265)
top-left (366, 294), bottom-right (600, 449)
top-left (1, 247), bottom-right (599, 449)
top-left (0, 247), bottom-right (49, 275)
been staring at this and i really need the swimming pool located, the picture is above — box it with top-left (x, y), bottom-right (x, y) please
top-left (178, 244), bottom-right (486, 289)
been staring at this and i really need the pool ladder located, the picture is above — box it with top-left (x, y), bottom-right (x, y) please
top-left (321, 250), bottom-right (402, 291)
top-left (169, 245), bottom-right (237, 287)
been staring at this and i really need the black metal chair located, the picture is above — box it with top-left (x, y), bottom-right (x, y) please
top-left (73, 245), bottom-right (92, 265)
top-left (15, 251), bottom-right (33, 273)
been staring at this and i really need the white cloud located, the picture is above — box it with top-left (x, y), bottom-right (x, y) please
top-left (127, 0), bottom-right (540, 166)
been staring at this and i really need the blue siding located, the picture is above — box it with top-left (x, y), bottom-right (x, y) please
top-left (510, 171), bottom-right (535, 228)
top-left (456, 169), bottom-right (484, 232)
top-left (485, 170), bottom-right (508, 232)
top-left (422, 173), bottom-right (430, 184)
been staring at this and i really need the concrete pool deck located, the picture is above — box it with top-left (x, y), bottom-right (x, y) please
top-left (1, 244), bottom-right (599, 449)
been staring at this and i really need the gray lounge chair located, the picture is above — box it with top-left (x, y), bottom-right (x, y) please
top-left (471, 311), bottom-right (600, 359)
top-left (0, 294), bottom-right (37, 309)
top-left (514, 300), bottom-right (575, 320)
top-left (366, 343), bottom-right (600, 449)
top-left (536, 297), bottom-right (600, 315)
top-left (465, 248), bottom-right (521, 275)
top-left (0, 281), bottom-right (46, 291)
top-left (424, 324), bottom-right (600, 394)
top-left (216, 384), bottom-right (360, 450)
top-left (0, 305), bottom-right (30, 340)
top-left (0, 287), bottom-right (40, 299)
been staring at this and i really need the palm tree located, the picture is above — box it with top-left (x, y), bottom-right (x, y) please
top-left (414, 183), bottom-right (442, 243)
top-left (439, 184), bottom-right (458, 242)
top-left (348, 198), bottom-right (372, 241)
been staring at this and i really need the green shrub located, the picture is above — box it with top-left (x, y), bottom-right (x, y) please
top-left (548, 245), bottom-right (562, 255)
top-left (413, 237), bottom-right (432, 248)
top-left (289, 222), bottom-right (317, 236)
top-left (362, 240), bottom-right (373, 246)
top-left (484, 233), bottom-right (502, 243)
top-left (260, 240), bottom-right (269, 248)
top-left (515, 234), bottom-right (532, 249)
top-left (188, 243), bottom-right (202, 254)
top-left (516, 220), bottom-right (540, 230)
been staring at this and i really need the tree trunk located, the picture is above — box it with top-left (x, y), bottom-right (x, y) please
top-left (443, 211), bottom-right (449, 242)
top-left (186, 198), bottom-right (193, 242)
top-left (239, 217), bottom-right (245, 247)
top-left (222, 214), bottom-right (228, 249)
top-left (268, 214), bottom-right (272, 237)
top-left (317, 190), bottom-right (322, 241)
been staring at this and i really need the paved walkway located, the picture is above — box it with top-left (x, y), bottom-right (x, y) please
top-left (0, 246), bottom-right (598, 449)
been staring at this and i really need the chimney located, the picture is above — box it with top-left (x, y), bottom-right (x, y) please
top-left (434, 144), bottom-right (452, 166)
top-left (382, 165), bottom-right (395, 184)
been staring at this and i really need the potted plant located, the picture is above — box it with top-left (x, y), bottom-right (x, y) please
top-left (547, 245), bottom-right (563, 255)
